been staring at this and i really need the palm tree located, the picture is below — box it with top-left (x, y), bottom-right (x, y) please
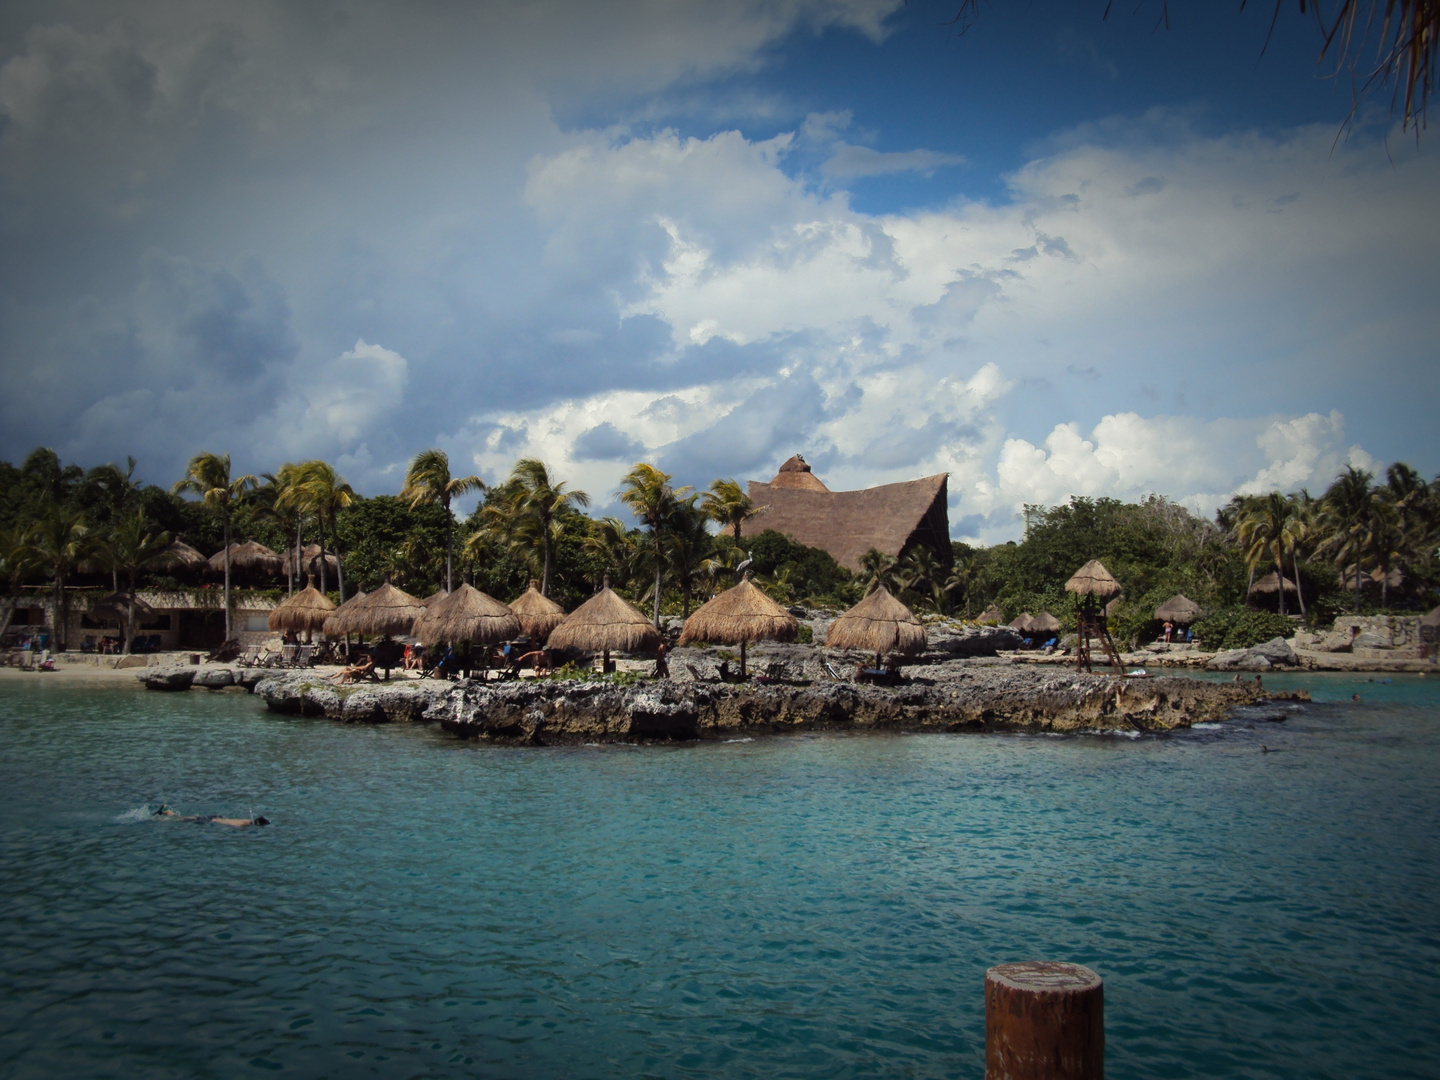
top-left (172, 452), bottom-right (257, 640)
top-left (252, 468), bottom-right (305, 596)
top-left (98, 510), bottom-right (173, 653)
top-left (286, 460), bottom-right (356, 602)
top-left (26, 506), bottom-right (94, 651)
top-left (664, 494), bottom-right (716, 617)
top-left (1236, 491), bottom-right (1306, 616)
top-left (944, 551), bottom-right (979, 617)
top-left (1318, 466), bottom-right (1379, 611)
top-left (618, 463), bottom-right (690, 627)
top-left (506, 459), bottom-right (589, 596)
top-left (857, 548), bottom-right (902, 596)
top-left (700, 478), bottom-right (765, 542)
top-left (401, 449), bottom-right (484, 592)
top-left (86, 457), bottom-right (142, 590)
top-left (0, 522), bottom-right (38, 641)
top-left (584, 517), bottom-right (640, 590)
top-left (898, 546), bottom-right (945, 612)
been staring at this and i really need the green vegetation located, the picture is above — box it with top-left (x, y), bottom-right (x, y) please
top-left (0, 442), bottom-right (1434, 654)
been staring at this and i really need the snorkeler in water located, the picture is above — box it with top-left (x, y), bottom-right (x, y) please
top-left (153, 805), bottom-right (269, 827)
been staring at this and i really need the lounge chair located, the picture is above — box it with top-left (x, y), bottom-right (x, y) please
top-left (821, 660), bottom-right (845, 681)
top-left (295, 644), bottom-right (315, 667)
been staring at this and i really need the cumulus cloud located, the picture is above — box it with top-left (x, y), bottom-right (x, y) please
top-left (821, 143), bottom-right (966, 178)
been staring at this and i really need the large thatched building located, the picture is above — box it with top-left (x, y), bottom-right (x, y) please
top-left (746, 455), bottom-right (951, 572)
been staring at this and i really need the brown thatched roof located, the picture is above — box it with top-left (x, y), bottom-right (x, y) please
top-left (1155, 594), bottom-right (1205, 623)
top-left (208, 541), bottom-right (284, 576)
top-left (412, 584), bottom-right (519, 647)
top-left (678, 574), bottom-right (798, 647)
top-left (1422, 606), bottom-right (1440, 628)
top-left (1029, 611), bottom-right (1061, 633)
top-left (548, 585), bottom-right (660, 655)
top-left (768, 453), bottom-right (830, 492)
top-left (508, 580), bottom-right (567, 641)
top-left (157, 541), bottom-right (207, 570)
top-left (1104, 596), bottom-right (1122, 617)
top-left (321, 589), bottom-right (365, 637)
top-left (746, 467), bottom-right (950, 573)
top-left (422, 590), bottom-right (448, 608)
top-left (825, 585), bottom-right (926, 656)
top-left (323, 582), bottom-right (423, 638)
top-left (1009, 611), bottom-right (1034, 631)
top-left (268, 579), bottom-right (336, 634)
top-left (1249, 572), bottom-right (1298, 595)
top-left (286, 543), bottom-right (339, 578)
top-left (1065, 560), bottom-right (1121, 599)
top-left (977, 604), bottom-right (1003, 625)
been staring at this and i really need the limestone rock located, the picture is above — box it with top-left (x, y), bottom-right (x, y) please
top-left (194, 667), bottom-right (235, 690)
top-left (137, 665), bottom-right (196, 691)
top-left (1250, 637), bottom-right (1298, 666)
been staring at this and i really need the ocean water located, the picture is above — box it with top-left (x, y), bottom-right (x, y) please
top-left (1, 677), bottom-right (1438, 1079)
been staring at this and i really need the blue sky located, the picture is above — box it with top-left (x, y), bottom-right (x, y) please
top-left (0, 0), bottom-right (1434, 540)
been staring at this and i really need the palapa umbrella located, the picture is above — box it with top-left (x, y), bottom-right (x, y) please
top-left (286, 543), bottom-right (339, 579)
top-left (411, 584), bottom-right (519, 648)
top-left (323, 581), bottom-right (424, 638)
top-left (156, 540), bottom-right (207, 571)
top-left (321, 589), bottom-right (365, 639)
top-left (1104, 595), bottom-right (1123, 618)
top-left (547, 577), bottom-right (661, 670)
top-left (825, 585), bottom-right (926, 667)
top-left (508, 580), bottom-right (567, 643)
top-left (268, 576), bottom-right (336, 637)
top-left (207, 541), bottom-right (285, 577)
top-left (1154, 594), bottom-right (1204, 624)
top-left (1248, 572), bottom-right (1298, 595)
top-left (977, 604), bottom-right (1003, 625)
top-left (1422, 605), bottom-right (1440, 628)
top-left (1064, 560), bottom-right (1122, 600)
top-left (422, 589), bottom-right (448, 607)
top-left (678, 571), bottom-right (798, 677)
top-left (1009, 611), bottom-right (1035, 632)
top-left (1028, 611), bottom-right (1062, 635)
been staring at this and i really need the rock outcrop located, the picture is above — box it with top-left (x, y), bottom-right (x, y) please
top-left (247, 665), bottom-right (1285, 743)
top-left (1208, 636), bottom-right (1298, 672)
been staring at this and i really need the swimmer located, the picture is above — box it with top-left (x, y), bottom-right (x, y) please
top-left (1352, 693), bottom-right (1360, 701)
top-left (154, 805), bottom-right (269, 827)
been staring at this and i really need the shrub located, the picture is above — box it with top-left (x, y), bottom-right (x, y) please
top-left (797, 624), bottom-right (813, 644)
top-left (1193, 607), bottom-right (1295, 651)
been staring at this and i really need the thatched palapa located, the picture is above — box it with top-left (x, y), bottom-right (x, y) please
top-left (508, 580), bottom-right (567, 642)
top-left (322, 589), bottom-right (365, 638)
top-left (1249, 572), bottom-right (1298, 595)
top-left (268, 577), bottom-right (336, 635)
top-left (746, 455), bottom-right (950, 573)
top-left (1009, 612), bottom-right (1034, 632)
top-left (412, 584), bottom-right (519, 647)
top-left (323, 582), bottom-right (423, 638)
top-left (422, 590), bottom-right (448, 608)
top-left (1028, 611), bottom-right (1061, 634)
top-left (1155, 594), bottom-right (1205, 624)
top-left (1064, 560), bottom-right (1122, 600)
top-left (286, 543), bottom-right (339, 579)
top-left (156, 541), bottom-right (207, 570)
top-left (208, 541), bottom-right (285, 576)
top-left (825, 585), bottom-right (926, 662)
top-left (1423, 605), bottom-right (1440, 628)
top-left (977, 604), bottom-right (1003, 626)
top-left (679, 572), bottom-right (797, 677)
top-left (548, 581), bottom-right (660, 663)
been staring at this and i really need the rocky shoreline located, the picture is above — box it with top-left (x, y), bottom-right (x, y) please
top-left (136, 657), bottom-right (1301, 743)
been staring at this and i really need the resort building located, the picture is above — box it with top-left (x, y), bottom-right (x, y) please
top-left (746, 455), bottom-right (953, 572)
top-left (6, 590), bottom-right (280, 653)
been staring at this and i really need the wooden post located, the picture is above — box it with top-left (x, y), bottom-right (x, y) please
top-left (985, 961), bottom-right (1103, 1080)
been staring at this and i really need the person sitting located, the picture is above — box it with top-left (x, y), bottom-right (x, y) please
top-left (330, 653), bottom-right (375, 684)
top-left (433, 645), bottom-right (461, 680)
top-left (403, 644), bottom-right (426, 671)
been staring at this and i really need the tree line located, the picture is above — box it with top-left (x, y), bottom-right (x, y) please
top-left (1, 445), bottom-right (1435, 654)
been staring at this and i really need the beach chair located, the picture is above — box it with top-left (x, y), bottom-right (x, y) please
top-left (821, 660), bottom-right (845, 681)
top-left (295, 645), bottom-right (316, 667)
top-left (684, 662), bottom-right (712, 683)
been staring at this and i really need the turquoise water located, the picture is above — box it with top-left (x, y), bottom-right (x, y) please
top-left (1, 679), bottom-right (1438, 1079)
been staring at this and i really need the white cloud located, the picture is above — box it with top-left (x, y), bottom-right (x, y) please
top-left (298, 339), bottom-right (408, 446)
top-left (821, 143), bottom-right (966, 178)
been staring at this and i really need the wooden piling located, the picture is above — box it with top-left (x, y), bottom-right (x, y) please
top-left (985, 961), bottom-right (1103, 1080)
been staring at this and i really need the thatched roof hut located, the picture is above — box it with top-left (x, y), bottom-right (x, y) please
top-left (1154, 594), bottom-right (1205, 624)
top-left (1009, 611), bottom-right (1034, 632)
top-left (323, 582), bottom-right (424, 639)
top-left (268, 578), bottom-right (336, 636)
top-left (157, 540), bottom-right (207, 570)
top-left (1104, 596), bottom-right (1122, 617)
top-left (321, 589), bottom-right (365, 638)
top-left (1028, 611), bottom-right (1061, 634)
top-left (286, 543), bottom-right (339, 579)
top-left (422, 590), bottom-right (448, 608)
top-left (208, 541), bottom-right (284, 576)
top-left (977, 604), bottom-right (1003, 626)
top-left (825, 585), bottom-right (926, 663)
top-left (1249, 572), bottom-right (1298, 595)
top-left (548, 580), bottom-right (661, 665)
top-left (412, 584), bottom-right (519, 647)
top-left (508, 580), bottom-right (567, 642)
top-left (679, 572), bottom-right (797, 677)
top-left (1065, 560), bottom-right (1122, 600)
top-left (1422, 605), bottom-right (1440, 628)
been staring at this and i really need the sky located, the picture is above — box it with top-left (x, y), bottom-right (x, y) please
top-left (0, 0), bottom-right (1435, 542)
